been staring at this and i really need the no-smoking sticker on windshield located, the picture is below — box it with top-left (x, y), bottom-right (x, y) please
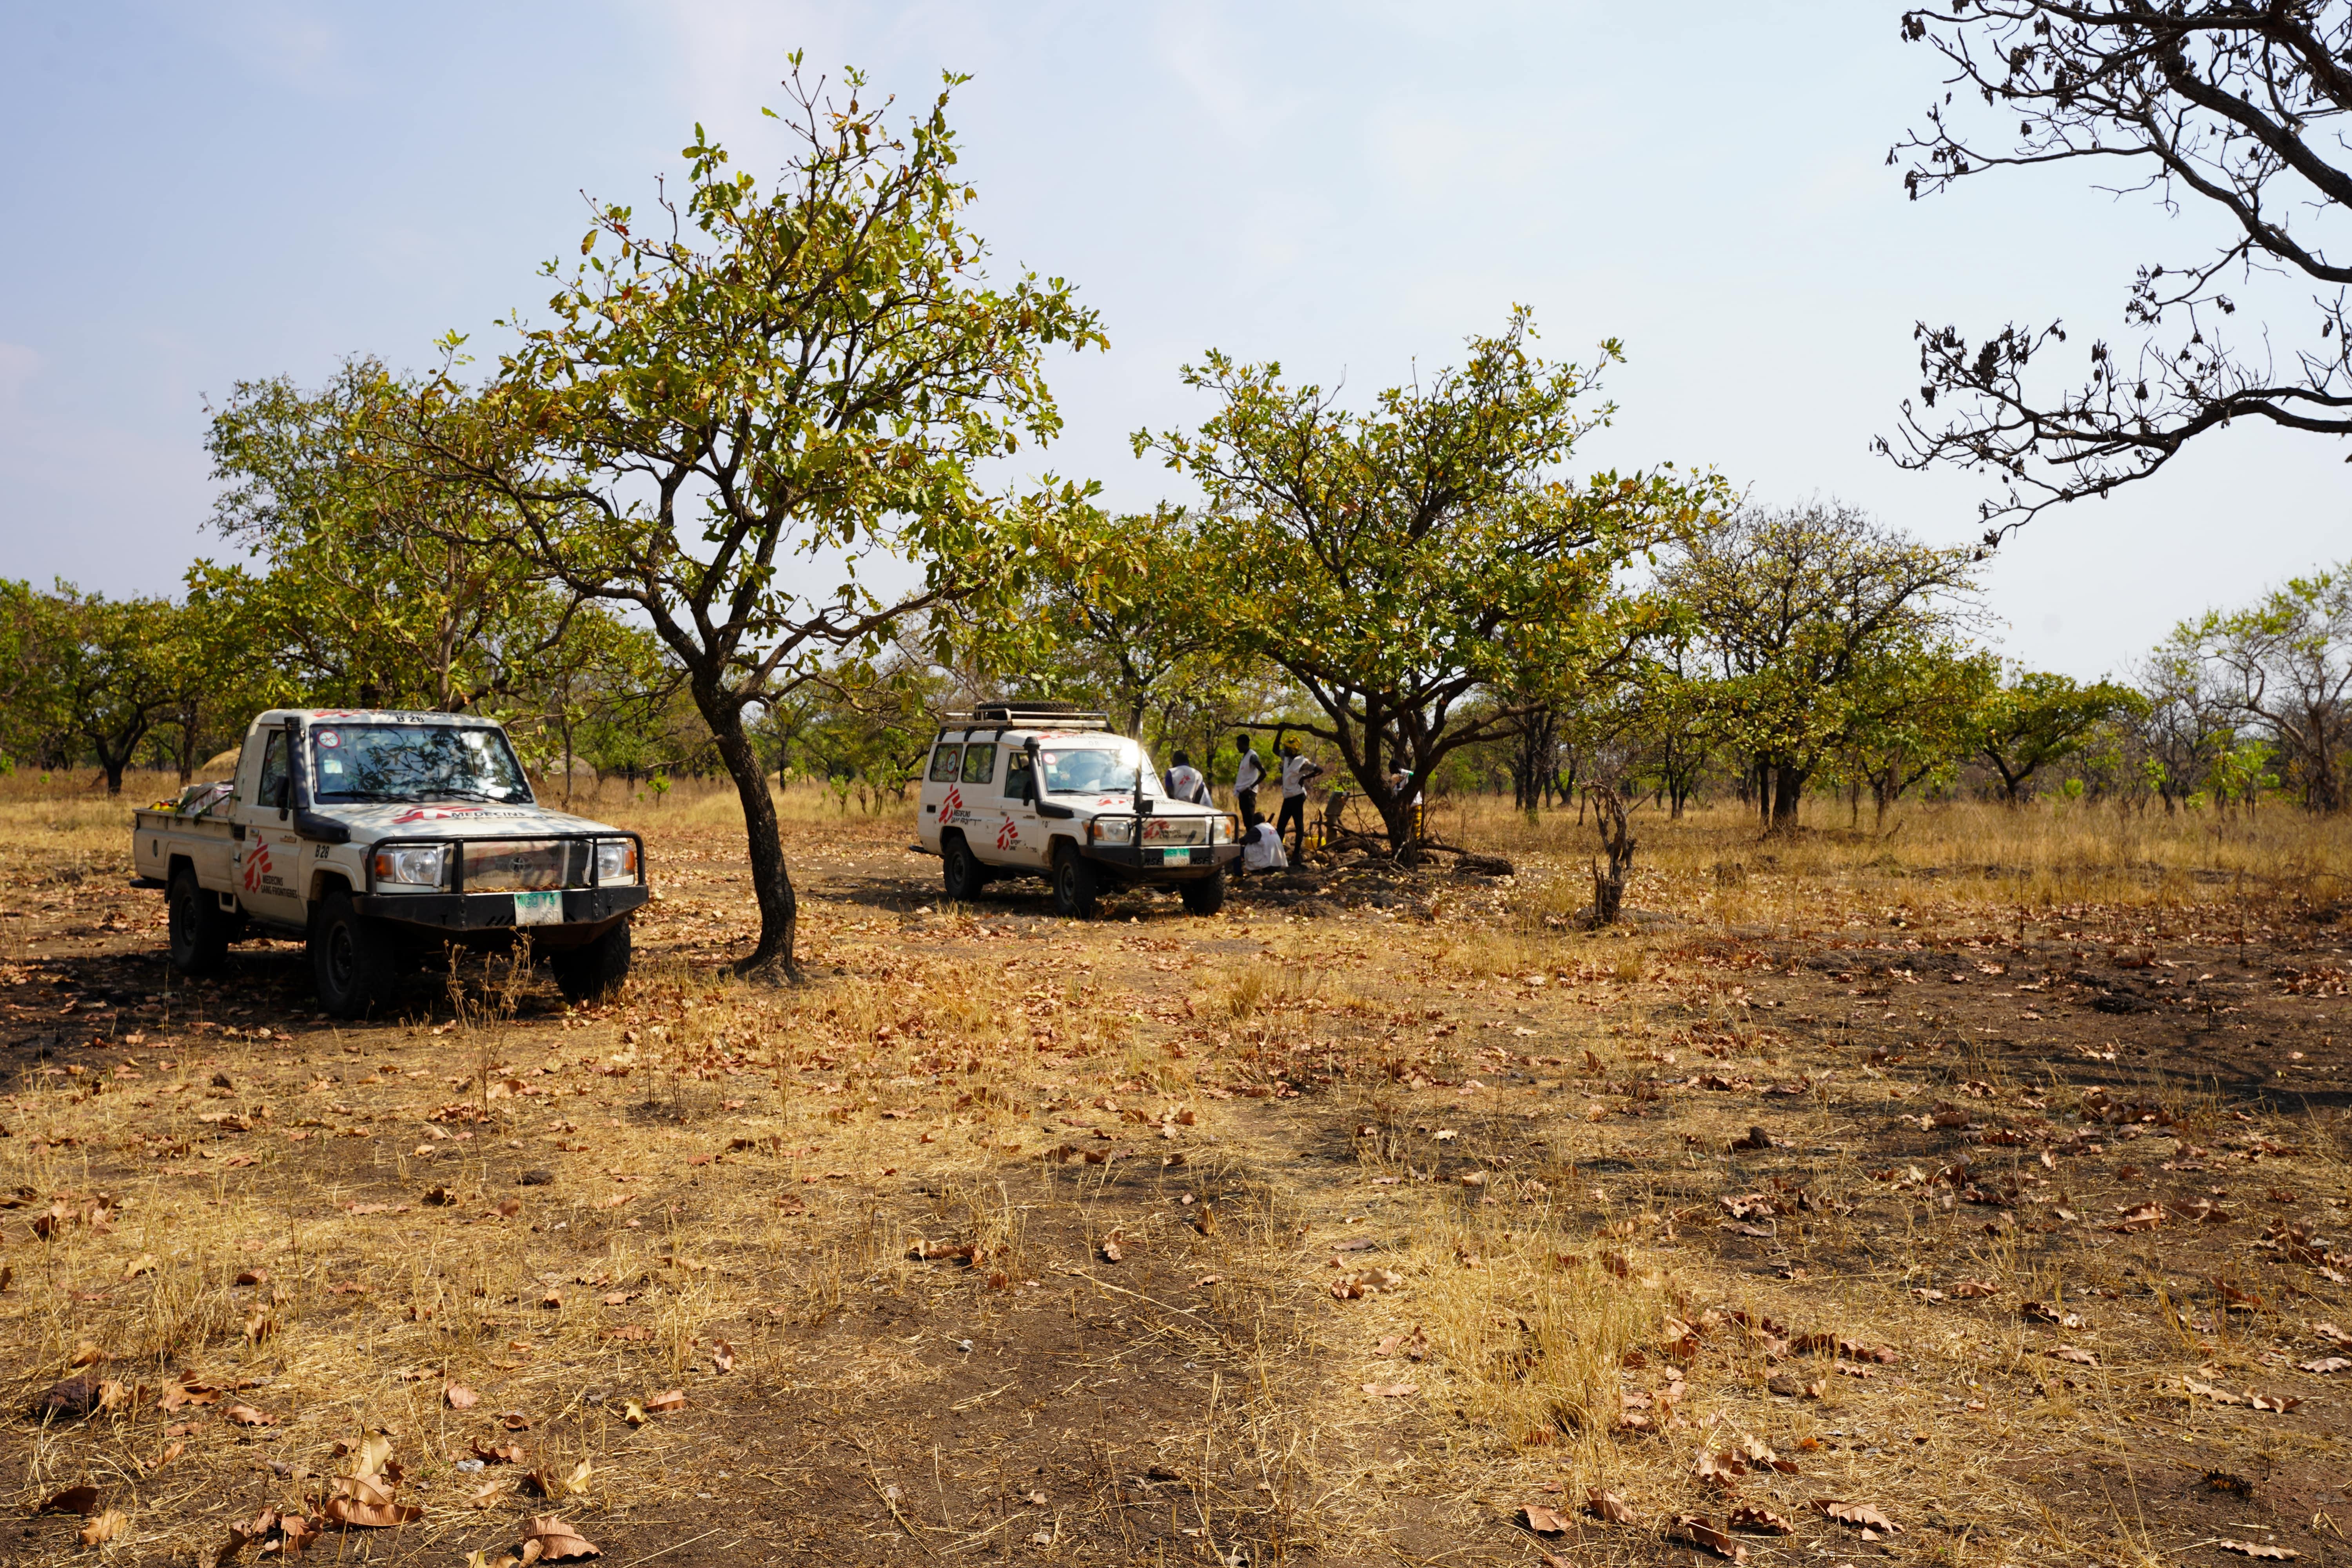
top-left (317, 730), bottom-right (341, 748)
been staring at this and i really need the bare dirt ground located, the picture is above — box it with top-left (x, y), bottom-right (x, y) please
top-left (2, 782), bottom-right (2349, 1568)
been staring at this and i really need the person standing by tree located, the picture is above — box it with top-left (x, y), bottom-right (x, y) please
top-left (1232, 731), bottom-right (1263, 819)
top-left (1274, 733), bottom-right (1322, 860)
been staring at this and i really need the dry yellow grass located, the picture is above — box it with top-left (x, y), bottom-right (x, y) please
top-left (1, 777), bottom-right (2347, 1564)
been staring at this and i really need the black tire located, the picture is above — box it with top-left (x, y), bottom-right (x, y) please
top-left (310, 885), bottom-right (401, 1019)
top-left (1179, 869), bottom-right (1227, 916)
top-left (941, 833), bottom-right (989, 903)
top-left (165, 865), bottom-right (230, 976)
top-left (1051, 844), bottom-right (1100, 920)
top-left (550, 918), bottom-right (632, 1004)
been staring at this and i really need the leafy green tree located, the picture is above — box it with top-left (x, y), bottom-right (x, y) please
top-left (1660, 501), bottom-right (1980, 829)
top-left (1972, 668), bottom-right (2148, 805)
top-left (406, 62), bottom-right (1105, 972)
top-left (1138, 309), bottom-right (1714, 852)
top-left (201, 358), bottom-right (578, 712)
top-left (37, 587), bottom-right (187, 794)
top-left (1842, 642), bottom-right (1997, 825)
top-left (2178, 563), bottom-right (2352, 813)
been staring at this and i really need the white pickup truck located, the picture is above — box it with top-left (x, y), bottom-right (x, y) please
top-left (915, 705), bottom-right (1239, 918)
top-left (132, 709), bottom-right (648, 1017)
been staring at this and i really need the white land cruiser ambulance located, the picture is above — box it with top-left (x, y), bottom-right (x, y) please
top-left (915, 706), bottom-right (1240, 918)
top-left (131, 709), bottom-right (649, 1017)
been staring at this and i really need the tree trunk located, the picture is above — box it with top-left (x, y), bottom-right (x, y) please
top-left (705, 698), bottom-right (799, 975)
top-left (1770, 764), bottom-right (1804, 830)
top-left (1585, 784), bottom-right (1634, 926)
top-left (176, 701), bottom-right (199, 785)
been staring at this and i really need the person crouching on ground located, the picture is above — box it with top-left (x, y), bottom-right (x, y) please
top-left (1238, 811), bottom-right (1287, 875)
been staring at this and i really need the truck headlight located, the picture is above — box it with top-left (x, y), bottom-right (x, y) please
top-left (372, 844), bottom-right (447, 887)
top-left (1091, 818), bottom-right (1135, 846)
top-left (595, 838), bottom-right (639, 883)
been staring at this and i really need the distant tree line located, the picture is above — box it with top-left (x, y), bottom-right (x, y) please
top-left (12, 40), bottom-right (2352, 975)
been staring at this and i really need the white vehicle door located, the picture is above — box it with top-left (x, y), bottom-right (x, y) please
top-left (996, 746), bottom-right (1047, 870)
top-left (955, 740), bottom-right (1014, 865)
top-left (239, 728), bottom-right (309, 925)
top-left (920, 738), bottom-right (962, 850)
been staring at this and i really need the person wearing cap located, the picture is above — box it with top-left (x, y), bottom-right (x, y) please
top-left (1163, 750), bottom-right (1209, 805)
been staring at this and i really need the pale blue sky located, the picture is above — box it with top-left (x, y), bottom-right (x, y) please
top-left (1, 1), bottom-right (2343, 679)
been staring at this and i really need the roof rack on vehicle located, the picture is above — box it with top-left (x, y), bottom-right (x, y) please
top-left (949, 704), bottom-right (1112, 730)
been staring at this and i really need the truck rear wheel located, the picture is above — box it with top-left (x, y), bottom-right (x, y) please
top-left (941, 833), bottom-right (989, 903)
top-left (166, 866), bottom-right (230, 976)
top-left (1051, 844), bottom-right (1100, 920)
top-left (1180, 868), bottom-right (1227, 916)
top-left (551, 918), bottom-right (632, 1004)
top-left (310, 885), bottom-right (400, 1019)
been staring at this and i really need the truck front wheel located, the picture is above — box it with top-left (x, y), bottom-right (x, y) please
top-left (941, 833), bottom-right (989, 903)
top-left (166, 866), bottom-right (230, 976)
top-left (550, 918), bottom-right (632, 1004)
top-left (1051, 844), bottom-right (1100, 920)
top-left (310, 886), bottom-right (400, 1019)
top-left (1180, 869), bottom-right (1227, 916)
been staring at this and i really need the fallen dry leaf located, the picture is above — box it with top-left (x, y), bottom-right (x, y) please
top-left (471, 1438), bottom-right (526, 1465)
top-left (1584, 1489), bottom-right (1635, 1524)
top-left (2297, 1356), bottom-right (2350, 1375)
top-left (517, 1513), bottom-right (601, 1563)
top-left (222, 1402), bottom-right (277, 1426)
top-left (2045, 1346), bottom-right (2099, 1367)
top-left (38, 1483), bottom-right (102, 1515)
top-left (1519, 1503), bottom-right (1571, 1534)
top-left (1953, 1278), bottom-right (1999, 1298)
top-left (1672, 1513), bottom-right (1747, 1563)
top-left (1729, 1504), bottom-right (1795, 1535)
top-left (644, 1389), bottom-right (685, 1413)
top-left (79, 1509), bottom-right (127, 1546)
top-left (1331, 1268), bottom-right (1404, 1299)
top-left (2217, 1542), bottom-right (2298, 1560)
top-left (147, 1439), bottom-right (186, 1473)
top-left (445, 1382), bottom-right (480, 1410)
top-left (710, 1339), bottom-right (736, 1374)
top-left (1813, 1498), bottom-right (1902, 1535)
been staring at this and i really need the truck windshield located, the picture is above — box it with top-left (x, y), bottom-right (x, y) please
top-left (1038, 743), bottom-right (1160, 797)
top-left (309, 724), bottom-right (534, 805)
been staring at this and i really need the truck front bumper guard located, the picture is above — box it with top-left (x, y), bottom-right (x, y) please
top-left (1080, 813), bottom-right (1241, 874)
top-left (354, 884), bottom-right (650, 931)
top-left (358, 831), bottom-right (650, 931)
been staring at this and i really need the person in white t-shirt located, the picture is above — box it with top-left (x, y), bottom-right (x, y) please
top-left (1232, 733), bottom-right (1264, 820)
top-left (1274, 737), bottom-right (1323, 860)
top-left (1162, 750), bottom-right (1209, 804)
top-left (1239, 814), bottom-right (1287, 873)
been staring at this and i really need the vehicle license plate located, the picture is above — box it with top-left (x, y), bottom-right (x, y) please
top-left (1159, 848), bottom-right (1200, 866)
top-left (513, 891), bottom-right (564, 926)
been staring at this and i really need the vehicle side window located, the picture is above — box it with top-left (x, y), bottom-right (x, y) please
top-left (1002, 752), bottom-right (1034, 801)
top-left (255, 732), bottom-right (289, 807)
top-left (960, 743), bottom-right (997, 784)
top-left (927, 742), bottom-right (963, 783)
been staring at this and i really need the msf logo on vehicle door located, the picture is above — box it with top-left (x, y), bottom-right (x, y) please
top-left (996, 816), bottom-right (1020, 851)
top-left (941, 784), bottom-right (965, 821)
top-left (241, 841), bottom-right (274, 894)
